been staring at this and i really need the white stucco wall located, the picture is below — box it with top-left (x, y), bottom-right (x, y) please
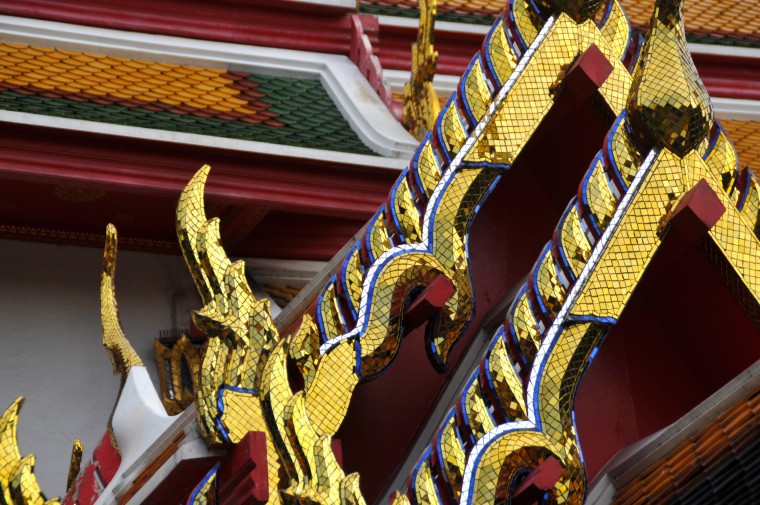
top-left (0, 238), bottom-right (200, 498)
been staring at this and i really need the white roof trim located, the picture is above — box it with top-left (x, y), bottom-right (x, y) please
top-left (713, 96), bottom-right (760, 121)
top-left (0, 15), bottom-right (418, 161)
top-left (291, 0), bottom-right (357, 8)
top-left (384, 69), bottom-right (460, 97)
top-left (689, 42), bottom-right (760, 59)
top-left (3, 110), bottom-right (409, 170)
top-left (376, 14), bottom-right (491, 35)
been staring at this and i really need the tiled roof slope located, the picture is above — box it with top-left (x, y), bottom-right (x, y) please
top-left (0, 43), bottom-right (375, 155)
top-left (362, 0), bottom-right (760, 45)
top-left (723, 120), bottom-right (760, 177)
top-left (613, 384), bottom-right (760, 504)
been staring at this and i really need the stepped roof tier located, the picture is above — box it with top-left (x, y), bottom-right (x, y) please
top-left (1, 0), bottom-right (760, 504)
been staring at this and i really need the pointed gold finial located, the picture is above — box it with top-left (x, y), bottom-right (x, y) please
top-left (102, 224), bottom-right (143, 377)
top-left (66, 439), bottom-right (83, 493)
top-left (0, 397), bottom-right (61, 505)
top-left (626, 0), bottom-right (713, 156)
top-left (403, 0), bottom-right (440, 139)
top-left (534, 0), bottom-right (605, 22)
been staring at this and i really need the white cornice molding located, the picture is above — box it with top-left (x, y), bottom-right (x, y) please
top-left (376, 14), bottom-right (491, 35)
top-left (712, 97), bottom-right (760, 121)
top-left (290, 0), bottom-right (357, 8)
top-left (2, 110), bottom-right (409, 170)
top-left (689, 42), bottom-right (760, 59)
top-left (384, 69), bottom-right (460, 97)
top-left (0, 15), bottom-right (418, 161)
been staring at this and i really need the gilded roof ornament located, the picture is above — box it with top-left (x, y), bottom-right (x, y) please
top-left (626, 0), bottom-right (714, 157)
top-left (403, 0), bottom-right (441, 139)
top-left (101, 223), bottom-right (144, 377)
top-left (0, 398), bottom-right (61, 505)
top-left (534, 0), bottom-right (605, 22)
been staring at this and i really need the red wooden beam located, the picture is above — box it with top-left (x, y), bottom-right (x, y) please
top-left (0, 123), bottom-right (397, 219)
top-left (402, 275), bottom-right (456, 334)
top-left (217, 431), bottom-right (270, 505)
top-left (219, 206), bottom-right (270, 249)
top-left (511, 456), bottom-right (564, 505)
top-left (142, 457), bottom-right (220, 505)
top-left (0, 0), bottom-right (356, 55)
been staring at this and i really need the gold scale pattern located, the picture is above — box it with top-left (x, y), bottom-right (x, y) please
top-left (403, 0), bottom-right (442, 139)
top-left (102, 223), bottom-right (144, 378)
top-left (0, 399), bottom-right (61, 505)
top-left (154, 335), bottom-right (203, 415)
top-left (405, 1), bottom-right (760, 504)
top-left (722, 119), bottom-right (760, 177)
top-left (186, 464), bottom-right (219, 505)
top-left (176, 0), bottom-right (634, 504)
top-left (10, 0), bottom-right (757, 503)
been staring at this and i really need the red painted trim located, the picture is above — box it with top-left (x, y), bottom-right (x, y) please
top-left (0, 0), bottom-right (354, 55)
top-left (217, 431), bottom-right (269, 505)
top-left (377, 24), bottom-right (484, 76)
top-left (512, 456), bottom-right (563, 505)
top-left (142, 457), bottom-right (220, 505)
top-left (92, 431), bottom-right (121, 483)
top-left (403, 275), bottom-right (455, 332)
top-left (351, 14), bottom-right (393, 109)
top-left (0, 122), bottom-right (398, 219)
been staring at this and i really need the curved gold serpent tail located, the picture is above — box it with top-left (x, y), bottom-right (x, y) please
top-left (178, 166), bottom-right (284, 503)
top-left (403, 0), bottom-right (440, 139)
top-left (101, 223), bottom-right (144, 378)
top-left (177, 166), bottom-right (229, 443)
top-left (0, 398), bottom-right (61, 505)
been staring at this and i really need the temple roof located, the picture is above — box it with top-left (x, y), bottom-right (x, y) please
top-left (0, 42), bottom-right (375, 155)
top-left (723, 119), bottom-right (760, 175)
top-left (361, 0), bottom-right (760, 46)
top-left (609, 373), bottom-right (760, 503)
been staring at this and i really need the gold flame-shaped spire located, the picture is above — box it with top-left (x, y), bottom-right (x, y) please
top-left (626, 0), bottom-right (713, 156)
top-left (534, 0), bottom-right (605, 22)
top-left (0, 398), bottom-right (61, 505)
top-left (101, 224), bottom-right (143, 377)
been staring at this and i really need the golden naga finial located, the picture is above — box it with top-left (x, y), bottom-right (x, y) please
top-left (403, 0), bottom-right (440, 140)
top-left (0, 398), bottom-right (61, 505)
top-left (101, 223), bottom-right (144, 377)
top-left (534, 0), bottom-right (605, 22)
top-left (66, 439), bottom-right (83, 494)
top-left (627, 0), bottom-right (713, 156)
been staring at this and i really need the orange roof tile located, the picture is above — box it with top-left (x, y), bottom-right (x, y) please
top-left (613, 381), bottom-right (760, 504)
top-left (722, 120), bottom-right (760, 177)
top-left (0, 42), bottom-right (275, 121)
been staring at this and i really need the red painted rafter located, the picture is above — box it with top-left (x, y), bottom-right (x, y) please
top-left (0, 0), bottom-right (365, 55)
top-left (0, 122), bottom-right (397, 220)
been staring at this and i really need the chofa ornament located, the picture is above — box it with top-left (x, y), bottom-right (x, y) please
top-left (4, 0), bottom-right (760, 504)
